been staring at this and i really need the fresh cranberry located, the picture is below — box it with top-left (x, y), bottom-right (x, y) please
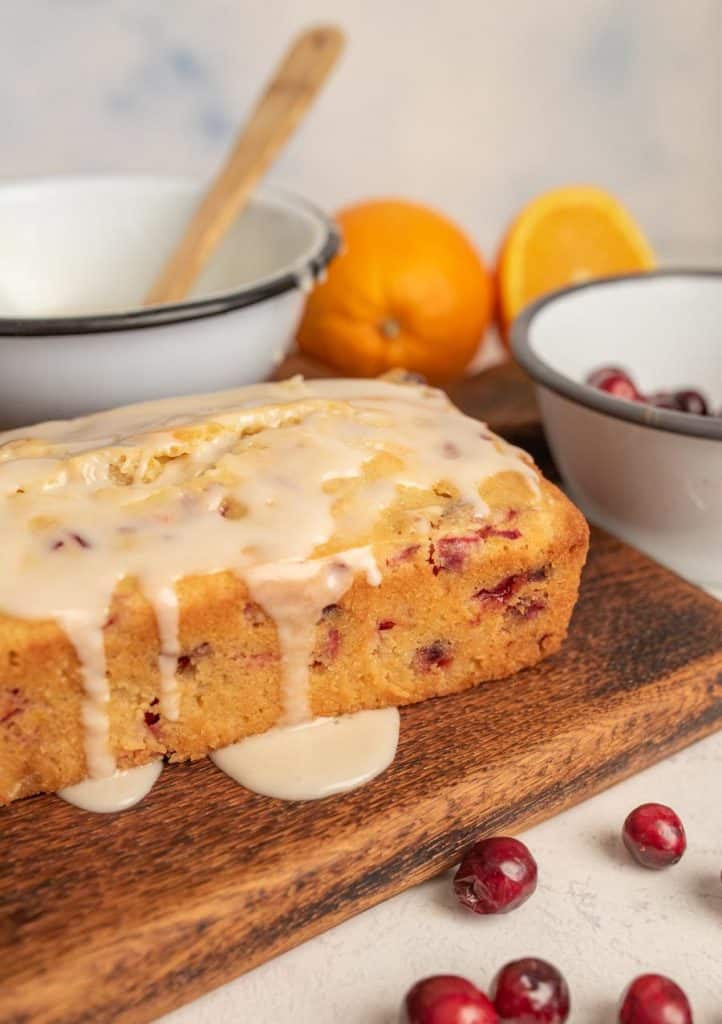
top-left (586, 365), bottom-right (626, 388)
top-left (586, 366), bottom-right (641, 401)
top-left (453, 837), bottom-right (537, 915)
top-left (402, 975), bottom-right (498, 1024)
top-left (674, 389), bottom-right (708, 415)
top-left (599, 374), bottom-right (641, 400)
top-left (649, 391), bottom-right (683, 410)
top-left (622, 803), bottom-right (686, 869)
top-left (491, 958), bottom-right (570, 1023)
top-left (619, 974), bottom-right (692, 1024)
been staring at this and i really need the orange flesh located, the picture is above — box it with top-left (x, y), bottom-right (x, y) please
top-left (498, 187), bottom-right (655, 335)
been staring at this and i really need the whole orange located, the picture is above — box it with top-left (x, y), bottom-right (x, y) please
top-left (296, 199), bottom-right (493, 382)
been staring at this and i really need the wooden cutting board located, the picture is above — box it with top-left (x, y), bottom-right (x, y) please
top-left (2, 532), bottom-right (721, 1024)
top-left (2, 364), bottom-right (721, 1024)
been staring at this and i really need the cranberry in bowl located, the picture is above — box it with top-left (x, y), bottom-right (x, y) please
top-left (511, 271), bottom-right (722, 590)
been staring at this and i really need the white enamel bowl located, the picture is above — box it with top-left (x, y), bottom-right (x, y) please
top-left (512, 272), bottom-right (722, 590)
top-left (0, 175), bottom-right (339, 428)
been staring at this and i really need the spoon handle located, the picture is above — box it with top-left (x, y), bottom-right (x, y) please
top-left (144, 25), bottom-right (345, 307)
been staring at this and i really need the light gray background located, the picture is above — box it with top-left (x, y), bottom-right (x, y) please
top-left (2, 0), bottom-right (720, 264)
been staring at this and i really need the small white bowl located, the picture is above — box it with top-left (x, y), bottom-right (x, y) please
top-left (0, 175), bottom-right (339, 428)
top-left (512, 271), bottom-right (722, 590)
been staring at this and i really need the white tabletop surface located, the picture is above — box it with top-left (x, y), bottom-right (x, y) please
top-left (160, 615), bottom-right (722, 1023)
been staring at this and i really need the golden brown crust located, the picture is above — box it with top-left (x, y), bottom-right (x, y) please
top-left (0, 477), bottom-right (589, 803)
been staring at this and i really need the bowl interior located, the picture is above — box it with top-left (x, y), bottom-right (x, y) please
top-left (0, 176), bottom-right (328, 318)
top-left (528, 274), bottom-right (722, 408)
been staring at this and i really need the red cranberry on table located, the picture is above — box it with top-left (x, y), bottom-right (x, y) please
top-left (453, 837), bottom-right (538, 915)
top-left (622, 803), bottom-right (687, 869)
top-left (619, 973), bottom-right (693, 1024)
top-left (491, 958), bottom-right (570, 1023)
top-left (402, 975), bottom-right (498, 1024)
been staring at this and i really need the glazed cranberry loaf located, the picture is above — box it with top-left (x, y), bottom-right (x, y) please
top-left (0, 377), bottom-right (588, 803)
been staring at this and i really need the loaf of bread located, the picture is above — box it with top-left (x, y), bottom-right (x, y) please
top-left (0, 377), bottom-right (588, 804)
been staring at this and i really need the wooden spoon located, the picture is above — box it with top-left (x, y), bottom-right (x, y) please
top-left (144, 25), bottom-right (345, 307)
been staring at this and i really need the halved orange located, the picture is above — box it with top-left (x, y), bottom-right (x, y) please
top-left (497, 185), bottom-right (656, 343)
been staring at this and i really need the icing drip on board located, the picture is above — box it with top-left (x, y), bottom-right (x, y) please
top-left (211, 708), bottom-right (401, 801)
top-left (58, 760), bottom-right (162, 812)
top-left (0, 378), bottom-right (539, 779)
top-left (56, 707), bottom-right (400, 812)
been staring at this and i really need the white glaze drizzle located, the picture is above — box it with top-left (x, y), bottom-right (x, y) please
top-left (145, 582), bottom-right (182, 721)
top-left (57, 707), bottom-right (399, 813)
top-left (0, 378), bottom-right (538, 780)
top-left (61, 610), bottom-right (115, 778)
top-left (210, 707), bottom-right (401, 801)
top-left (58, 760), bottom-right (162, 813)
top-left (245, 548), bottom-right (380, 724)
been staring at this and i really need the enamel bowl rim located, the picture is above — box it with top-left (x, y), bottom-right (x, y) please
top-left (511, 269), bottom-right (722, 442)
top-left (0, 173), bottom-right (340, 337)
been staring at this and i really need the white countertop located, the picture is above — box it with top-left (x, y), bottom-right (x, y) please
top-left (161, 704), bottom-right (722, 1023)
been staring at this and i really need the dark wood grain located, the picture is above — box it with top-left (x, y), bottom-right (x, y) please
top-left (1, 528), bottom-right (721, 1024)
